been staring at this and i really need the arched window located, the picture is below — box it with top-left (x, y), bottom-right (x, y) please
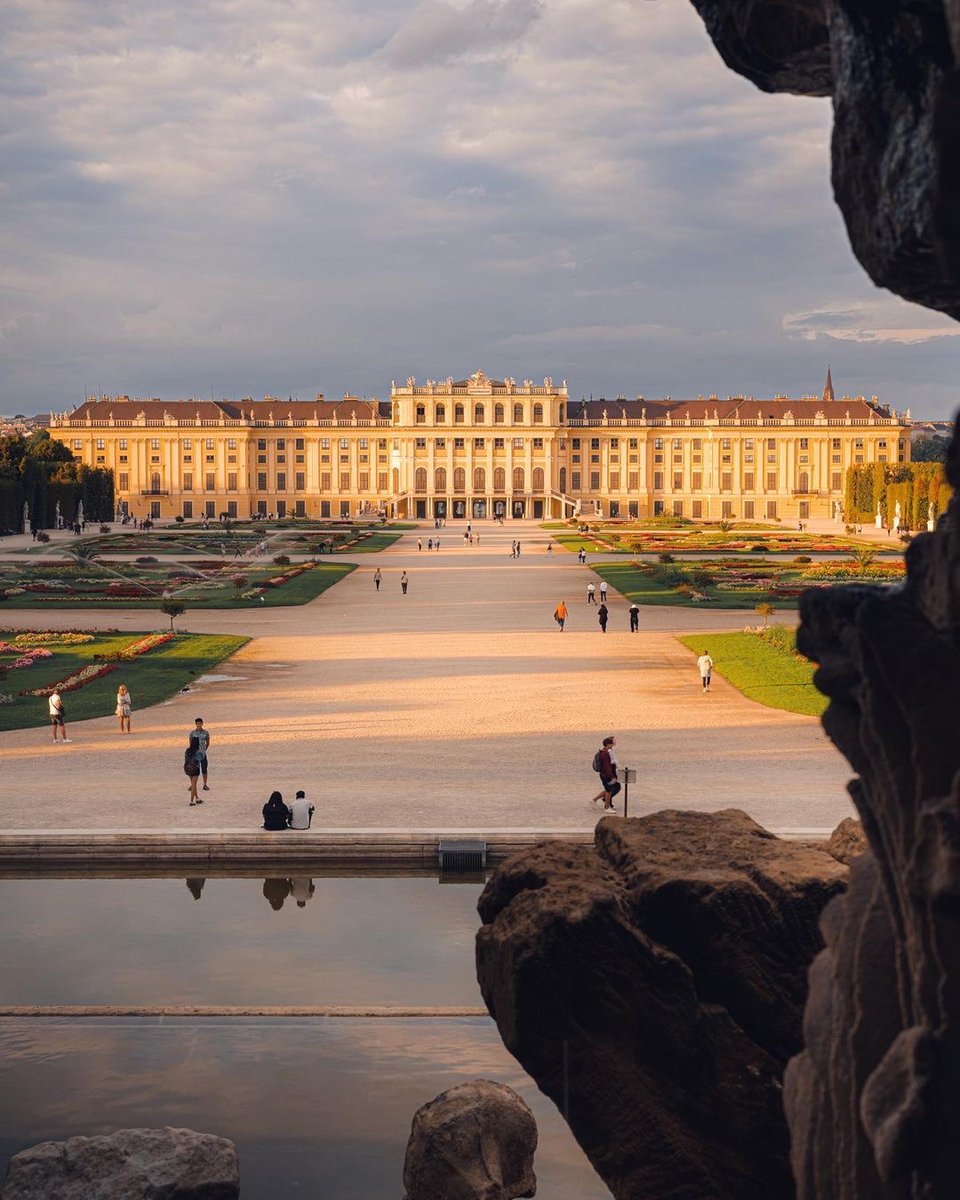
top-left (494, 403), bottom-right (505, 424)
top-left (558, 467), bottom-right (567, 492)
top-left (532, 467), bottom-right (544, 493)
top-left (558, 403), bottom-right (565, 423)
top-left (151, 472), bottom-right (161, 493)
top-left (453, 467), bottom-right (466, 493)
top-left (473, 466), bottom-right (485, 492)
top-left (532, 403), bottom-right (544, 425)
top-left (797, 471), bottom-right (809, 494)
top-left (513, 402), bottom-right (524, 423)
top-left (415, 467), bottom-right (427, 492)
top-left (494, 467), bottom-right (506, 492)
top-left (474, 403), bottom-right (484, 423)
top-left (416, 404), bottom-right (425, 424)
top-left (454, 403), bottom-right (465, 424)
top-left (392, 467), bottom-right (400, 492)
top-left (512, 466), bottom-right (525, 492)
top-left (435, 466), bottom-right (447, 492)
top-left (435, 404), bottom-right (446, 424)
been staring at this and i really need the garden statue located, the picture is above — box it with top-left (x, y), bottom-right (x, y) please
top-left (76, 499), bottom-right (84, 528)
top-left (54, 500), bottom-right (61, 529)
top-left (875, 502), bottom-right (882, 528)
top-left (22, 502), bottom-right (28, 534)
top-left (893, 500), bottom-right (901, 533)
top-left (928, 500), bottom-right (935, 532)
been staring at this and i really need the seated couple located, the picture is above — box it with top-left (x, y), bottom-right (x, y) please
top-left (262, 790), bottom-right (314, 831)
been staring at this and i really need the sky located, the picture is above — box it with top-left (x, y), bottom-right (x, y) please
top-left (2, 0), bottom-right (958, 418)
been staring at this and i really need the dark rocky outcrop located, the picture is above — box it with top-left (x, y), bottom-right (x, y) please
top-left (0, 1128), bottom-right (239, 1200)
top-left (785, 432), bottom-right (960, 1197)
top-left (826, 816), bottom-right (867, 864)
top-left (687, 1), bottom-right (960, 320)
top-left (402, 1079), bottom-right (537, 1200)
top-left (476, 809), bottom-right (847, 1200)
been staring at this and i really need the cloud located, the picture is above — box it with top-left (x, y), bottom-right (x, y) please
top-left (782, 302), bottom-right (960, 345)
top-left (0, 0), bottom-right (957, 416)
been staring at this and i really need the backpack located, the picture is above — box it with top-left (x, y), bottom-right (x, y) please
top-left (592, 749), bottom-right (604, 773)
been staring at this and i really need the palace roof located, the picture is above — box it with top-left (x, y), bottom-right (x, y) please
top-left (570, 395), bottom-right (896, 422)
top-left (59, 397), bottom-right (391, 422)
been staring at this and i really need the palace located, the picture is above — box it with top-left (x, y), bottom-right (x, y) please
top-left (48, 369), bottom-right (910, 523)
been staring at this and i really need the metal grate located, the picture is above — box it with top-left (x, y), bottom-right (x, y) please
top-left (438, 840), bottom-right (487, 875)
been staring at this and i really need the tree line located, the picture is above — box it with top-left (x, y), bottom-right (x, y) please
top-left (844, 460), bottom-right (952, 529)
top-left (0, 432), bottom-right (115, 532)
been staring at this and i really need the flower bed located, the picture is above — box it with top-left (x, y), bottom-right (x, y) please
top-left (10, 632), bottom-right (95, 646)
top-left (20, 661), bottom-right (117, 698)
top-left (117, 633), bottom-right (173, 659)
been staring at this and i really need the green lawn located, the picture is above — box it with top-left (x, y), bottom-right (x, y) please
top-left (341, 532), bottom-right (403, 552)
top-left (548, 531), bottom-right (613, 554)
top-left (594, 563), bottom-right (798, 609)
top-left (0, 632), bottom-right (249, 731)
top-left (0, 562), bottom-right (355, 609)
top-left (677, 631), bottom-right (826, 716)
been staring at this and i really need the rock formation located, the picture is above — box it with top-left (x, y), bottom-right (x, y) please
top-left (785, 431), bottom-right (960, 1197)
top-left (825, 816), bottom-right (867, 864)
top-left (476, 809), bottom-right (847, 1200)
top-left (402, 1079), bottom-right (537, 1200)
top-left (687, 1), bottom-right (960, 321)
top-left (0, 1128), bottom-right (239, 1200)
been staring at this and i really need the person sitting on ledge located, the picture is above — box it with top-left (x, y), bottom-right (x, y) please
top-left (262, 791), bottom-right (290, 831)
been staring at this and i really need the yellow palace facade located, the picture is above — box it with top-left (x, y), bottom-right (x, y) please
top-left (48, 369), bottom-right (910, 523)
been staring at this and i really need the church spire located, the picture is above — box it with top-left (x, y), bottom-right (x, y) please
top-left (823, 364), bottom-right (835, 403)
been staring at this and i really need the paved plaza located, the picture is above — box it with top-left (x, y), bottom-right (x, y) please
top-left (0, 525), bottom-right (854, 834)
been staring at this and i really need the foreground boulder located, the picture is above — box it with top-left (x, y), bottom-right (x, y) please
top-left (476, 809), bottom-right (847, 1200)
top-left (402, 1079), bottom-right (537, 1200)
top-left (0, 1128), bottom-right (239, 1200)
top-left (825, 816), bottom-right (867, 865)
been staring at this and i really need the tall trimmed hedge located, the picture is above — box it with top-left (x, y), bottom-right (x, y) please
top-left (0, 433), bottom-right (114, 530)
top-left (845, 461), bottom-right (952, 528)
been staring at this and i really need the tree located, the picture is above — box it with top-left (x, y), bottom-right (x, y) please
top-left (717, 519), bottom-right (734, 533)
top-left (230, 573), bottom-right (248, 598)
top-left (160, 600), bottom-right (186, 631)
top-left (911, 434), bottom-right (950, 463)
top-left (755, 601), bottom-right (774, 627)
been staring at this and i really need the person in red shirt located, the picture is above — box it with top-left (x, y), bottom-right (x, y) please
top-left (591, 736), bottom-right (621, 812)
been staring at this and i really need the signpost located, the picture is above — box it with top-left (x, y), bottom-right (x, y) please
top-left (623, 767), bottom-right (636, 817)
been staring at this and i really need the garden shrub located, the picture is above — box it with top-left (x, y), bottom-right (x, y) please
top-left (273, 554), bottom-right (291, 566)
top-left (688, 567), bottom-right (715, 589)
top-left (751, 544), bottom-right (768, 552)
top-left (795, 555), bottom-right (812, 564)
top-left (135, 556), bottom-right (158, 564)
top-left (658, 552), bottom-right (675, 564)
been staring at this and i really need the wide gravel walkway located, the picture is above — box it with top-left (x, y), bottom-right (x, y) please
top-left (0, 524), bottom-right (853, 833)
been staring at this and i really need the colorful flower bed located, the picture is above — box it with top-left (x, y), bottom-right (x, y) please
top-left (117, 633), bottom-right (173, 659)
top-left (10, 632), bottom-right (95, 646)
top-left (20, 661), bottom-right (117, 698)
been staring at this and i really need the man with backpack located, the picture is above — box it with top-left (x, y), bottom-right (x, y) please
top-left (590, 736), bottom-right (620, 812)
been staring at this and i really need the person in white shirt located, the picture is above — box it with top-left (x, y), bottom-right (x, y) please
top-left (698, 651), bottom-right (714, 693)
top-left (586, 581), bottom-right (597, 604)
top-left (599, 580), bottom-right (608, 601)
top-left (289, 790), bottom-right (314, 830)
top-left (49, 691), bottom-right (70, 743)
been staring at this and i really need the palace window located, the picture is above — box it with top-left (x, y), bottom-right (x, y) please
top-left (533, 403), bottom-right (544, 424)
top-left (295, 438), bottom-right (304, 450)
top-left (205, 473), bottom-right (215, 491)
top-left (721, 438), bottom-right (731, 450)
top-left (119, 439), bottom-right (127, 450)
top-left (257, 473), bottom-right (267, 490)
top-left (321, 472), bottom-right (331, 490)
top-left (258, 454), bottom-right (266, 464)
top-left (72, 439), bottom-right (82, 449)
top-left (558, 467), bottom-right (567, 492)
top-left (590, 471), bottom-right (600, 490)
top-left (533, 467), bottom-right (545, 492)
top-left (591, 438), bottom-right (600, 450)
top-left (474, 438), bottom-right (485, 450)
top-left (258, 439), bottom-right (267, 450)
top-left (228, 473), bottom-right (238, 491)
top-left (721, 454), bottom-right (731, 464)
top-left (340, 438), bottom-right (349, 449)
top-left (591, 454), bottom-right (600, 464)
top-left (743, 501), bottom-right (754, 519)
top-left (473, 466), bottom-right (485, 491)
top-left (378, 473), bottom-right (388, 491)
top-left (629, 438), bottom-right (638, 449)
top-left (832, 472), bottom-right (842, 490)
top-left (533, 438), bottom-right (544, 450)
top-left (454, 438), bottom-right (465, 450)
top-left (494, 403), bottom-right (505, 423)
top-left (675, 454), bottom-right (684, 463)
top-left (295, 473), bottom-right (305, 491)
top-left (513, 403), bottom-right (524, 422)
top-left (119, 455), bottom-right (127, 463)
top-left (721, 501), bottom-right (733, 518)
top-left (96, 438), bottom-right (105, 449)
top-left (359, 438), bottom-right (368, 450)
top-left (474, 404), bottom-right (485, 423)
top-left (359, 472), bottom-right (369, 490)
top-left (654, 501), bottom-right (664, 516)
top-left (416, 405), bottom-right (426, 424)
top-left (608, 471), bottom-right (619, 490)
top-left (674, 472), bottom-right (684, 489)
top-left (675, 501), bottom-right (685, 517)
top-left (572, 438), bottom-right (581, 449)
top-left (766, 501), bottom-right (778, 519)
top-left (571, 471), bottom-right (581, 490)
top-left (206, 438), bottom-right (215, 450)
top-left (455, 404), bottom-right (465, 424)
top-left (744, 439), bottom-right (753, 449)
top-left (721, 472), bottom-right (731, 491)
top-left (692, 472), bottom-right (702, 490)
top-left (415, 438), bottom-right (427, 449)
top-left (767, 438), bottom-right (776, 450)
top-left (494, 438), bottom-right (504, 450)
top-left (206, 455), bottom-right (216, 463)
top-left (435, 467), bottom-right (447, 491)
top-left (654, 438), bottom-right (663, 450)
top-left (654, 471), bottom-right (663, 490)
top-left (340, 472), bottom-right (350, 491)
top-left (183, 473), bottom-right (193, 491)
top-left (832, 438), bottom-right (841, 450)
top-left (744, 473), bottom-right (754, 491)
top-left (435, 404), bottom-right (446, 423)
top-left (118, 473), bottom-right (129, 491)
top-left (513, 438), bottom-right (523, 449)
top-left (800, 438), bottom-right (809, 450)
top-left (766, 472), bottom-right (777, 490)
top-left (513, 466), bottom-right (525, 491)
top-left (494, 467), bottom-right (506, 492)
top-left (692, 500), bottom-right (702, 518)
top-left (151, 438), bottom-right (160, 450)
top-left (321, 439), bottom-right (330, 449)
top-left (454, 467), bottom-right (466, 493)
top-left (276, 472), bottom-right (286, 491)
top-left (435, 438), bottom-right (446, 450)
top-left (628, 471), bottom-right (638, 489)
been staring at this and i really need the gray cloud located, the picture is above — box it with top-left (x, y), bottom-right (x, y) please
top-left (0, 0), bottom-right (957, 417)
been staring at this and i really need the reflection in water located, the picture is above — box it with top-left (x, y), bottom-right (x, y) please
top-left (0, 1018), bottom-right (611, 1199)
top-left (0, 877), bottom-right (485, 1006)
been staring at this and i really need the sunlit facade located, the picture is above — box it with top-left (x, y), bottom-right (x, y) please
top-left (48, 369), bottom-right (910, 522)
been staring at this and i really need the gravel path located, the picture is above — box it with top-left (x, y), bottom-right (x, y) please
top-left (0, 523), bottom-right (853, 833)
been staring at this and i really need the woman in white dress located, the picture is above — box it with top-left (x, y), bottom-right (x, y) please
top-left (116, 684), bottom-right (132, 733)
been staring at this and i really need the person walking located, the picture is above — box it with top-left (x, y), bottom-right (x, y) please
top-left (184, 746), bottom-right (202, 805)
top-left (374, 567), bottom-right (382, 591)
top-left (554, 600), bottom-right (568, 631)
top-left (288, 790), bottom-right (314, 829)
top-left (435, 538), bottom-right (440, 550)
top-left (629, 602), bottom-right (640, 632)
top-left (599, 579), bottom-right (608, 602)
top-left (698, 649), bottom-right (714, 692)
top-left (189, 717), bottom-right (211, 791)
top-left (427, 538), bottom-right (433, 551)
top-left (49, 689), bottom-right (70, 743)
top-left (598, 602), bottom-right (608, 632)
top-left (578, 547), bottom-right (587, 564)
top-left (115, 684), bottom-right (132, 734)
top-left (546, 542), bottom-right (553, 555)
top-left (590, 736), bottom-right (621, 812)
top-left (417, 537), bottom-right (422, 551)
top-left (401, 570), bottom-right (409, 594)
top-left (586, 581), bottom-right (597, 604)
